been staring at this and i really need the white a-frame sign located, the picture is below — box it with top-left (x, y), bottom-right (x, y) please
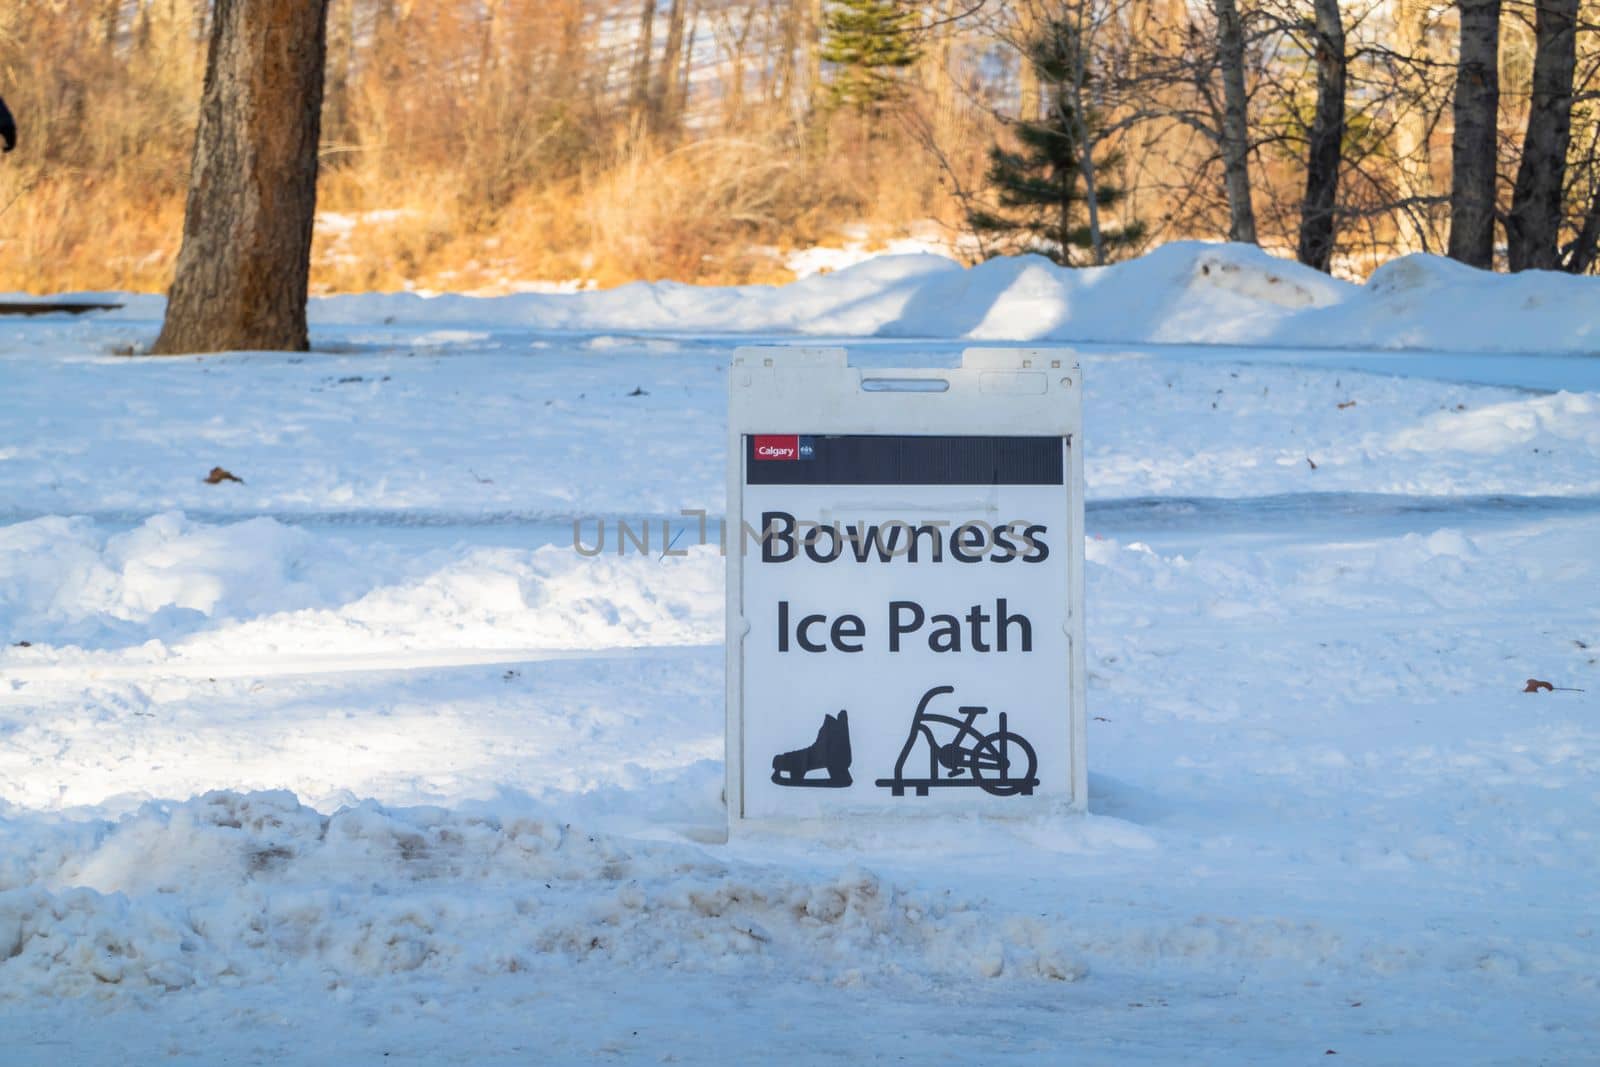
top-left (726, 347), bottom-right (1086, 827)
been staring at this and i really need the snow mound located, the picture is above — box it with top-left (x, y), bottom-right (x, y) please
top-left (222, 540), bottom-right (723, 655)
top-left (1387, 391), bottom-right (1600, 454)
top-left (1303, 254), bottom-right (1600, 352)
top-left (0, 514), bottom-right (723, 657)
top-left (64, 240), bottom-right (1600, 352)
top-left (0, 513), bottom-right (356, 648)
top-left (784, 235), bottom-right (957, 278)
top-left (0, 791), bottom-right (1083, 999)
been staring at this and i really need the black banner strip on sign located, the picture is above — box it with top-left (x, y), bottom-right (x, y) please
top-left (745, 434), bottom-right (1064, 486)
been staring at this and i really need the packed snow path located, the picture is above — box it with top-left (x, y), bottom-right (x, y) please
top-left (2, 257), bottom-right (1598, 1064)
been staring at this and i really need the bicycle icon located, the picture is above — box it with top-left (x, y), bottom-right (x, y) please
top-left (876, 684), bottom-right (1039, 797)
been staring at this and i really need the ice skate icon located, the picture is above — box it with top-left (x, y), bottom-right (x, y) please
top-left (771, 710), bottom-right (853, 788)
top-left (876, 685), bottom-right (1038, 797)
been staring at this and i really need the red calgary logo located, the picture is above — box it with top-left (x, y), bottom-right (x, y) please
top-left (753, 434), bottom-right (798, 460)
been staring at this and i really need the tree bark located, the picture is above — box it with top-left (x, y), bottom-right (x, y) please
top-left (152, 0), bottom-right (329, 355)
top-left (679, 6), bottom-right (698, 122)
top-left (631, 0), bottom-right (657, 122)
top-left (1506, 0), bottom-right (1578, 271)
top-left (927, 0), bottom-right (959, 136)
top-left (324, 0), bottom-right (353, 146)
top-left (1295, 0), bottom-right (1345, 271)
top-left (1213, 0), bottom-right (1257, 243)
top-left (1390, 0), bottom-right (1434, 252)
top-left (655, 0), bottom-right (690, 130)
top-left (1018, 2), bottom-right (1041, 121)
top-left (1565, 181), bottom-right (1600, 273)
top-left (807, 0), bottom-right (824, 108)
top-left (1061, 21), bottom-right (1106, 265)
top-left (1447, 0), bottom-right (1501, 269)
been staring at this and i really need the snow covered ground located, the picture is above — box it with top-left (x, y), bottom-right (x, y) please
top-left (2, 245), bottom-right (1597, 1064)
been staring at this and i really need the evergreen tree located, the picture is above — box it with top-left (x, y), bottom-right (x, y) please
top-left (967, 18), bottom-right (1143, 266)
top-left (821, 0), bottom-right (922, 113)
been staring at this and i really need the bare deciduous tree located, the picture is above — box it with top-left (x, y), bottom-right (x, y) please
top-left (152, 0), bottom-right (330, 355)
top-left (1295, 0), bottom-right (1345, 269)
top-left (1507, 0), bottom-right (1578, 271)
top-left (1213, 0), bottom-right (1259, 243)
top-left (1448, 0), bottom-right (1502, 268)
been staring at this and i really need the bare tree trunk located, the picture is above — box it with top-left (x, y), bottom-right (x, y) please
top-left (1447, 0), bottom-right (1501, 269)
top-left (1506, 0), bottom-right (1578, 271)
top-left (1391, 0), bottom-right (1433, 251)
top-left (324, 0), bottom-right (354, 146)
top-left (678, 6), bottom-right (698, 122)
top-left (655, 0), bottom-right (690, 130)
top-left (917, 0), bottom-right (961, 146)
top-left (718, 11), bottom-right (756, 127)
top-left (1566, 181), bottom-right (1600, 273)
top-left (152, 0), bottom-right (329, 355)
top-left (630, 0), bottom-right (657, 122)
top-left (1062, 13), bottom-right (1105, 265)
top-left (807, 0), bottom-right (824, 107)
top-left (774, 0), bottom-right (799, 107)
top-left (1018, 2), bottom-right (1041, 120)
top-left (104, 0), bottom-right (121, 50)
top-left (1075, 116), bottom-right (1106, 264)
top-left (1213, 0), bottom-right (1257, 243)
top-left (1296, 0), bottom-right (1345, 271)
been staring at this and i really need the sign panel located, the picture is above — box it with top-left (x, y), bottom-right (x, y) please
top-left (726, 348), bottom-right (1086, 825)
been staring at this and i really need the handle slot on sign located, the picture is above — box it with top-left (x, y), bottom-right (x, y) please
top-left (861, 377), bottom-right (950, 393)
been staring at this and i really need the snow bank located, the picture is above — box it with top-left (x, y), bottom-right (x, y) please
top-left (0, 513), bottom-right (723, 656)
top-left (0, 791), bottom-right (1082, 1000)
top-left (783, 235), bottom-right (957, 278)
top-left (282, 242), bottom-right (1598, 353)
top-left (1386, 388), bottom-right (1600, 454)
top-left (0, 514), bottom-right (356, 649)
top-left (31, 242), bottom-right (1600, 353)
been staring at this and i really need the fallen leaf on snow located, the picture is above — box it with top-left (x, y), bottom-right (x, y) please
top-left (1524, 678), bottom-right (1585, 693)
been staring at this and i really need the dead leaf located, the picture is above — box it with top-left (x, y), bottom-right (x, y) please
top-left (204, 467), bottom-right (242, 484)
top-left (1525, 678), bottom-right (1585, 692)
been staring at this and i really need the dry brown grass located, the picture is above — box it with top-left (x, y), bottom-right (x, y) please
top-left (0, 3), bottom-right (997, 296)
top-left (0, 89), bottom-right (977, 297)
